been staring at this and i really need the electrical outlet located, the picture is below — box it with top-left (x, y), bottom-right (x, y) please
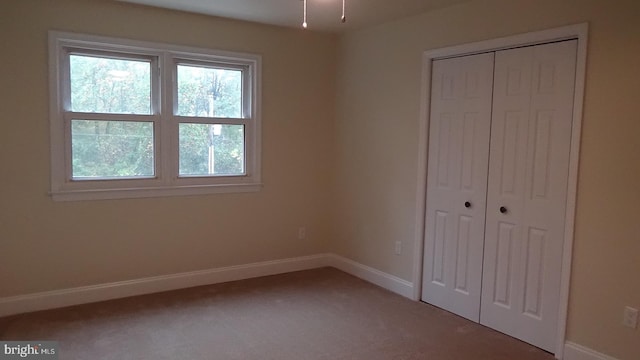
top-left (623, 307), bottom-right (638, 329)
top-left (298, 227), bottom-right (306, 240)
top-left (394, 241), bottom-right (402, 255)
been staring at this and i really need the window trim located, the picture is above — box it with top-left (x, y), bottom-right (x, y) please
top-left (49, 31), bottom-right (262, 201)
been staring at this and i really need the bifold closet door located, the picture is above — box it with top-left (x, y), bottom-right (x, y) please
top-left (421, 53), bottom-right (494, 322)
top-left (480, 40), bottom-right (577, 352)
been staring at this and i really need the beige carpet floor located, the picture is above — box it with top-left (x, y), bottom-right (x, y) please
top-left (0, 268), bottom-right (554, 359)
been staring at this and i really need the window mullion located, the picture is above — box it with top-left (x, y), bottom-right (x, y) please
top-left (161, 52), bottom-right (176, 186)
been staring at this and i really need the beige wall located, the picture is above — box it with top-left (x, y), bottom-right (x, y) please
top-left (332, 0), bottom-right (640, 359)
top-left (0, 0), bottom-right (336, 295)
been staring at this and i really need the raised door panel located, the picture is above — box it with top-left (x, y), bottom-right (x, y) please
top-left (422, 52), bottom-right (494, 322)
top-left (480, 40), bottom-right (577, 352)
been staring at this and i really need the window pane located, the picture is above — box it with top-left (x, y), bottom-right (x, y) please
top-left (177, 65), bottom-right (242, 118)
top-left (179, 124), bottom-right (244, 176)
top-left (70, 55), bottom-right (151, 114)
top-left (71, 120), bottom-right (154, 179)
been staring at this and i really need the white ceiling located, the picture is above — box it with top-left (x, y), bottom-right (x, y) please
top-left (118, 0), bottom-right (471, 32)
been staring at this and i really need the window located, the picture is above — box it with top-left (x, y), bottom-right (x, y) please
top-left (49, 32), bottom-right (261, 201)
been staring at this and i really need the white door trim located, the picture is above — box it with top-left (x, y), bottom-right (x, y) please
top-left (413, 23), bottom-right (589, 359)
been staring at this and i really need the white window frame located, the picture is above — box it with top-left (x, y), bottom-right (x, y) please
top-left (49, 31), bottom-right (262, 201)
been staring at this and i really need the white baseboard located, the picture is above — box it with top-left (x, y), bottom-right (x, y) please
top-left (0, 254), bottom-right (328, 318)
top-left (0, 253), bottom-right (415, 317)
top-left (563, 342), bottom-right (620, 360)
top-left (327, 254), bottom-right (414, 299)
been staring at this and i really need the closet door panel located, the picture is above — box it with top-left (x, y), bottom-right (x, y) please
top-left (422, 53), bottom-right (494, 322)
top-left (481, 46), bottom-right (533, 321)
top-left (480, 40), bottom-right (577, 352)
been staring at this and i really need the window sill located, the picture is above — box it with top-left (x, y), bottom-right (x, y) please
top-left (50, 183), bottom-right (262, 202)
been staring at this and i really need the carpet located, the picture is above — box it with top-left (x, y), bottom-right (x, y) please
top-left (0, 267), bottom-right (554, 359)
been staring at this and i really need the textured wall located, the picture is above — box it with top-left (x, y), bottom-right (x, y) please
top-left (0, 0), bottom-right (336, 296)
top-left (332, 0), bottom-right (640, 358)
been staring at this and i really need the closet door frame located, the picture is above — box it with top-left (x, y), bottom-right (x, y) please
top-left (413, 23), bottom-right (588, 359)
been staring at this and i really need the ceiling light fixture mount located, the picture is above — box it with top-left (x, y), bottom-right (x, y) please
top-left (302, 0), bottom-right (347, 29)
top-left (302, 0), bottom-right (308, 28)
